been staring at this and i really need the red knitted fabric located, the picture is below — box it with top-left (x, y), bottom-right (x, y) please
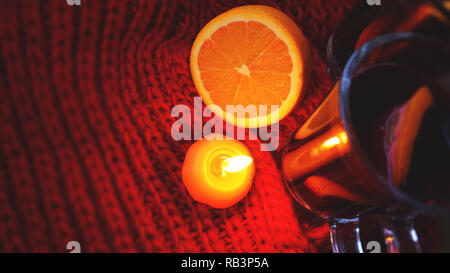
top-left (0, 0), bottom-right (356, 252)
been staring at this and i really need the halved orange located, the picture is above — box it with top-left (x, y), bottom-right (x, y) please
top-left (190, 5), bottom-right (311, 128)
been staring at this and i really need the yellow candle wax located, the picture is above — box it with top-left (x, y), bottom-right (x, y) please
top-left (182, 135), bottom-right (255, 209)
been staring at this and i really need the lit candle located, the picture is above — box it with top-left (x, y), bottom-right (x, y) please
top-left (182, 134), bottom-right (255, 209)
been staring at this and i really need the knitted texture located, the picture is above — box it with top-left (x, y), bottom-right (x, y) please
top-left (0, 0), bottom-right (356, 252)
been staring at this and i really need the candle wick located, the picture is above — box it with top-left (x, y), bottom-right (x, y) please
top-left (221, 169), bottom-right (227, 177)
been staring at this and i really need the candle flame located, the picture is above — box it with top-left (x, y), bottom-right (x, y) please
top-left (221, 156), bottom-right (253, 173)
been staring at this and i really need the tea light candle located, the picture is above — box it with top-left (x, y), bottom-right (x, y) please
top-left (182, 134), bottom-right (255, 209)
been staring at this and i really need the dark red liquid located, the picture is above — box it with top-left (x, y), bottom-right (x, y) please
top-left (282, 64), bottom-right (450, 219)
top-left (352, 65), bottom-right (450, 203)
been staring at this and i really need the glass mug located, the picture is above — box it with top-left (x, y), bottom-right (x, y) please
top-left (327, 0), bottom-right (450, 80)
top-left (280, 32), bottom-right (450, 253)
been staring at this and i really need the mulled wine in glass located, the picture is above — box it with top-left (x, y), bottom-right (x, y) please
top-left (281, 33), bottom-right (450, 252)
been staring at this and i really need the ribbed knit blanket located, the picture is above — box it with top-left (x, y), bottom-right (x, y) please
top-left (0, 0), bottom-right (357, 252)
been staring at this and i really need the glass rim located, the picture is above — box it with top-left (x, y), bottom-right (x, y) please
top-left (327, 0), bottom-right (450, 80)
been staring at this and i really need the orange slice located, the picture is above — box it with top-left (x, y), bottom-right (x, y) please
top-left (190, 5), bottom-right (311, 128)
top-left (385, 86), bottom-right (434, 186)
